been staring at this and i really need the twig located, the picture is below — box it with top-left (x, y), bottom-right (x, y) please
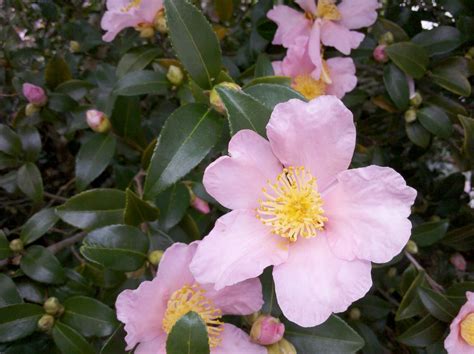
top-left (47, 232), bottom-right (86, 254)
top-left (44, 192), bottom-right (68, 203)
top-left (404, 251), bottom-right (444, 292)
top-left (376, 286), bottom-right (400, 307)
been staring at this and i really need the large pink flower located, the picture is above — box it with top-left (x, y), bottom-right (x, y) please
top-left (445, 292), bottom-right (474, 353)
top-left (268, 0), bottom-right (379, 78)
top-left (101, 0), bottom-right (163, 42)
top-left (116, 242), bottom-right (265, 353)
top-left (190, 96), bottom-right (416, 327)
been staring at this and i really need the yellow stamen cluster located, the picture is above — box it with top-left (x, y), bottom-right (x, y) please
top-left (460, 313), bottom-right (474, 346)
top-left (162, 284), bottom-right (223, 348)
top-left (256, 166), bottom-right (327, 242)
top-left (317, 0), bottom-right (341, 21)
top-left (292, 75), bottom-right (326, 100)
top-left (121, 0), bottom-right (142, 12)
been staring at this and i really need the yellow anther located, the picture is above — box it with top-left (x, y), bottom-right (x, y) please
top-left (316, 0), bottom-right (341, 21)
top-left (460, 313), bottom-right (474, 346)
top-left (121, 0), bottom-right (142, 12)
top-left (292, 75), bottom-right (327, 100)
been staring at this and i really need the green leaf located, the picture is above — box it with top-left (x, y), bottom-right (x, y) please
top-left (20, 245), bottom-right (66, 284)
top-left (260, 267), bottom-right (282, 317)
top-left (164, 0), bottom-right (222, 89)
top-left (0, 274), bottom-right (23, 308)
top-left (155, 183), bottom-right (190, 231)
top-left (255, 54), bottom-right (274, 77)
top-left (285, 315), bottom-right (365, 353)
top-left (48, 93), bottom-right (78, 112)
top-left (124, 189), bottom-right (160, 226)
top-left (52, 321), bottom-right (95, 354)
top-left (352, 322), bottom-right (389, 354)
top-left (372, 19), bottom-right (409, 42)
top-left (354, 295), bottom-right (392, 321)
top-left (442, 224), bottom-right (474, 251)
top-left (243, 84), bottom-right (305, 110)
top-left (0, 152), bottom-right (19, 170)
top-left (0, 124), bottom-right (22, 157)
top-left (397, 315), bottom-right (445, 347)
top-left (458, 115), bottom-right (474, 164)
top-left (144, 104), bottom-right (223, 199)
top-left (0, 230), bottom-right (12, 259)
top-left (75, 133), bottom-right (116, 191)
top-left (406, 122), bottom-right (430, 148)
top-left (215, 86), bottom-right (271, 136)
top-left (418, 287), bottom-right (457, 322)
top-left (166, 311), bottom-right (210, 354)
top-left (386, 42), bottom-right (429, 79)
top-left (100, 324), bottom-right (127, 354)
top-left (383, 63), bottom-right (409, 110)
top-left (431, 68), bottom-right (472, 97)
top-left (116, 47), bottom-right (161, 78)
top-left (56, 80), bottom-right (95, 100)
top-left (411, 220), bottom-right (449, 247)
top-left (113, 70), bottom-right (168, 96)
top-left (396, 271), bottom-right (427, 321)
top-left (412, 26), bottom-right (463, 56)
top-left (81, 225), bottom-right (149, 272)
top-left (110, 96), bottom-right (142, 141)
top-left (45, 55), bottom-right (72, 89)
top-left (243, 76), bottom-right (291, 88)
top-left (17, 162), bottom-right (44, 203)
top-left (20, 208), bottom-right (59, 245)
top-left (17, 126), bottom-right (41, 162)
top-left (0, 303), bottom-right (43, 342)
top-left (417, 106), bottom-right (453, 139)
top-left (62, 296), bottom-right (118, 337)
top-left (56, 189), bottom-right (126, 230)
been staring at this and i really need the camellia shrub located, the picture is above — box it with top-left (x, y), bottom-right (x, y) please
top-left (1, 0), bottom-right (473, 353)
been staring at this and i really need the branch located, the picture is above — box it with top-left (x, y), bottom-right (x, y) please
top-left (46, 232), bottom-right (87, 254)
top-left (404, 251), bottom-right (444, 292)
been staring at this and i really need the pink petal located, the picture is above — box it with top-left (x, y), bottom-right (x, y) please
top-left (155, 242), bottom-right (197, 291)
top-left (134, 334), bottom-right (167, 354)
top-left (203, 129), bottom-right (282, 210)
top-left (137, 0), bottom-right (163, 23)
top-left (101, 11), bottom-right (138, 42)
top-left (266, 96), bottom-right (356, 191)
top-left (267, 6), bottom-right (311, 48)
top-left (338, 0), bottom-right (379, 30)
top-left (445, 292), bottom-right (474, 354)
top-left (272, 61), bottom-right (283, 76)
top-left (324, 166), bottom-right (417, 264)
top-left (203, 277), bottom-right (264, 316)
top-left (295, 0), bottom-right (317, 14)
top-left (320, 20), bottom-right (365, 55)
top-left (308, 21), bottom-right (323, 79)
top-left (277, 36), bottom-right (314, 77)
top-left (190, 210), bottom-right (289, 290)
top-left (273, 236), bottom-right (372, 327)
top-left (325, 57), bottom-right (357, 99)
top-left (212, 324), bottom-right (266, 354)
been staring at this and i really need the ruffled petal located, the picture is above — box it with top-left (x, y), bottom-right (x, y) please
top-left (267, 5), bottom-right (312, 48)
top-left (324, 166), bottom-right (416, 264)
top-left (190, 210), bottom-right (289, 290)
top-left (134, 334), bottom-right (167, 354)
top-left (326, 57), bottom-right (357, 99)
top-left (277, 36), bottom-right (314, 77)
top-left (320, 20), bottom-right (365, 55)
top-left (338, 0), bottom-right (379, 30)
top-left (136, 0), bottom-right (163, 23)
top-left (101, 11), bottom-right (138, 42)
top-left (295, 0), bottom-right (317, 14)
top-left (203, 130), bottom-right (282, 210)
top-left (266, 96), bottom-right (356, 191)
top-left (212, 324), bottom-right (267, 354)
top-left (273, 236), bottom-right (372, 327)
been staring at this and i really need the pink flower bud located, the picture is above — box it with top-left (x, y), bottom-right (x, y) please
top-left (250, 315), bottom-right (285, 345)
top-left (22, 83), bottom-right (47, 106)
top-left (191, 196), bottom-right (210, 214)
top-left (86, 109), bottom-right (111, 133)
top-left (450, 253), bottom-right (467, 271)
top-left (373, 45), bottom-right (388, 63)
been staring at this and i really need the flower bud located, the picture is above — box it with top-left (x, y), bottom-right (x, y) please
top-left (69, 40), bottom-right (81, 53)
top-left (37, 314), bottom-right (55, 332)
top-left (136, 24), bottom-right (155, 39)
top-left (43, 297), bottom-right (63, 316)
top-left (373, 45), bottom-right (388, 63)
top-left (166, 65), bottom-right (184, 86)
top-left (250, 315), bottom-right (285, 345)
top-left (25, 103), bottom-right (40, 117)
top-left (22, 83), bottom-right (47, 106)
top-left (191, 196), bottom-right (210, 214)
top-left (9, 239), bottom-right (23, 253)
top-left (148, 250), bottom-right (164, 266)
top-left (404, 108), bottom-right (417, 123)
top-left (410, 92), bottom-right (423, 107)
top-left (466, 47), bottom-right (474, 59)
top-left (379, 31), bottom-right (394, 45)
top-left (450, 253), bottom-right (467, 271)
top-left (266, 338), bottom-right (297, 354)
top-left (86, 109), bottom-right (111, 133)
top-left (349, 307), bottom-right (361, 320)
top-left (387, 267), bottom-right (397, 278)
top-left (154, 9), bottom-right (168, 33)
top-left (210, 82), bottom-right (241, 114)
top-left (405, 240), bottom-right (418, 254)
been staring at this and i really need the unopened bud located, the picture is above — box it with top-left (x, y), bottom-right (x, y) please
top-left (136, 24), bottom-right (155, 38)
top-left (404, 108), bottom-right (417, 123)
top-left (22, 83), bottom-right (47, 106)
top-left (86, 109), bottom-right (111, 133)
top-left (191, 196), bottom-right (210, 214)
top-left (43, 297), bottom-right (63, 316)
top-left (387, 267), bottom-right (397, 278)
top-left (450, 253), bottom-right (467, 271)
top-left (154, 9), bottom-right (168, 33)
top-left (466, 47), bottom-right (474, 59)
top-left (379, 31), bottom-right (394, 45)
top-left (9, 239), bottom-right (23, 253)
top-left (373, 44), bottom-right (388, 63)
top-left (250, 315), bottom-right (285, 345)
top-left (25, 103), bottom-right (40, 116)
top-left (69, 40), bottom-right (81, 53)
top-left (167, 65), bottom-right (184, 86)
top-left (245, 311), bottom-right (261, 325)
top-left (266, 338), bottom-right (297, 354)
top-left (148, 250), bottom-right (164, 266)
top-left (210, 82), bottom-right (241, 114)
top-left (410, 92), bottom-right (423, 107)
top-left (405, 240), bottom-right (418, 254)
top-left (349, 307), bottom-right (361, 320)
top-left (37, 314), bottom-right (55, 332)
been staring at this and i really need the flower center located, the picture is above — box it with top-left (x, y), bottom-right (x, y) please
top-left (460, 313), bottom-right (474, 346)
top-left (256, 166), bottom-right (327, 242)
top-left (292, 75), bottom-right (326, 100)
top-left (316, 0), bottom-right (341, 21)
top-left (121, 0), bottom-right (142, 12)
top-left (162, 284), bottom-right (223, 348)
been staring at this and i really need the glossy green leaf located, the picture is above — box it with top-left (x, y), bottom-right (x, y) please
top-left (56, 189), bottom-right (126, 230)
top-left (260, 267), bottom-right (282, 317)
top-left (412, 26), bottom-right (463, 56)
top-left (75, 133), bottom-right (116, 191)
top-left (458, 115), bottom-right (474, 164)
top-left (0, 274), bottom-right (22, 308)
top-left (164, 0), bottom-right (222, 89)
top-left (45, 55), bottom-right (72, 89)
top-left (0, 303), bottom-right (43, 342)
top-left (352, 322), bottom-right (389, 354)
top-left (372, 19), bottom-right (409, 42)
top-left (243, 84), bottom-right (305, 110)
top-left (113, 70), bottom-right (168, 96)
top-left (417, 106), bottom-right (453, 139)
top-left (17, 162), bottom-right (44, 203)
top-left (48, 93), bottom-right (78, 112)
top-left (155, 183), bottom-right (190, 231)
top-left (0, 230), bottom-right (11, 260)
top-left (0, 124), bottom-right (22, 157)
top-left (124, 189), bottom-right (160, 226)
top-left (56, 80), bottom-right (95, 100)
top-left (17, 126), bottom-right (41, 162)
top-left (166, 311), bottom-right (210, 354)
top-left (255, 53), bottom-right (274, 77)
top-left (383, 63), bottom-right (409, 110)
top-left (110, 96), bottom-right (142, 141)
top-left (20, 245), bottom-right (66, 284)
top-left (397, 315), bottom-right (445, 347)
top-left (100, 324), bottom-right (127, 354)
top-left (431, 68), bottom-right (472, 97)
top-left (442, 224), bottom-right (474, 251)
top-left (52, 321), bottom-right (95, 354)
top-left (418, 287), bottom-right (457, 322)
top-left (243, 76), bottom-right (291, 88)
top-left (81, 225), bottom-right (149, 272)
top-left (406, 122), bottom-right (431, 148)
top-left (396, 271), bottom-right (427, 320)
top-left (116, 47), bottom-right (161, 78)
top-left (354, 295), bottom-right (392, 321)
top-left (386, 42), bottom-right (429, 79)
top-left (20, 208), bottom-right (59, 245)
top-left (0, 152), bottom-right (18, 170)
top-left (411, 219), bottom-right (449, 247)
top-left (144, 104), bottom-right (223, 199)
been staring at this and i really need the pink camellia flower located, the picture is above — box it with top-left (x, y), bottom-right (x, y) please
top-left (22, 83), bottom-right (47, 106)
top-left (268, 0), bottom-right (379, 79)
top-left (116, 242), bottom-right (266, 353)
top-left (250, 315), bottom-right (285, 345)
top-left (190, 96), bottom-right (416, 327)
top-left (273, 36), bottom-right (356, 100)
top-left (445, 292), bottom-right (474, 353)
top-left (101, 0), bottom-right (164, 42)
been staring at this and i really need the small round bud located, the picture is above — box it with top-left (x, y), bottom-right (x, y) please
top-left (373, 44), bottom-right (388, 63)
top-left (450, 253), bottom-right (467, 271)
top-left (387, 267), bottom-right (397, 278)
top-left (25, 103), bottom-right (40, 116)
top-left (266, 338), bottom-right (297, 354)
top-left (166, 65), bottom-right (184, 86)
top-left (9, 239), bottom-right (23, 253)
top-left (148, 250), bottom-right (164, 266)
top-left (410, 92), bottom-right (423, 107)
top-left (210, 82), bottom-right (241, 114)
top-left (405, 240), bottom-right (418, 254)
top-left (466, 47), bottom-right (474, 59)
top-left (379, 31), bottom-right (394, 45)
top-left (69, 41), bottom-right (81, 53)
top-left (22, 83), bottom-right (48, 106)
top-left (349, 308), bottom-right (361, 321)
top-left (86, 109), bottom-right (111, 133)
top-left (191, 196), bottom-right (210, 214)
top-left (404, 108), bottom-right (417, 123)
top-left (250, 315), bottom-right (285, 345)
top-left (43, 297), bottom-right (62, 316)
top-left (136, 24), bottom-right (155, 39)
top-left (37, 314), bottom-right (55, 332)
top-left (154, 9), bottom-right (168, 33)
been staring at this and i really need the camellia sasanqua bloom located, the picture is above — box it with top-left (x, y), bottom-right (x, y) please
top-left (190, 96), bottom-right (416, 327)
top-left (101, 0), bottom-right (164, 42)
top-left (267, 0), bottom-right (379, 79)
top-left (445, 292), bottom-right (474, 353)
top-left (115, 242), bottom-right (266, 353)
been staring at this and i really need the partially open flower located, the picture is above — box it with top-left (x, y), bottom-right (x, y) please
top-left (22, 83), bottom-right (47, 106)
top-left (445, 292), bottom-right (474, 353)
top-left (250, 315), bottom-right (285, 345)
top-left (86, 109), bottom-right (111, 133)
